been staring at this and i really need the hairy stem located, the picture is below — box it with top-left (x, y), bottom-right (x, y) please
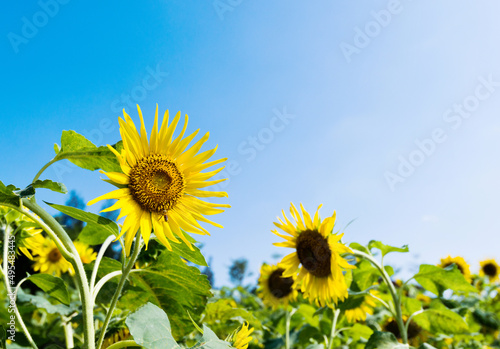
top-left (327, 308), bottom-right (341, 349)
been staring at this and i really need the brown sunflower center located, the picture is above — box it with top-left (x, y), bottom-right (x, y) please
top-left (128, 154), bottom-right (185, 213)
top-left (267, 268), bottom-right (294, 299)
top-left (483, 263), bottom-right (497, 277)
top-left (48, 248), bottom-right (62, 263)
top-left (385, 319), bottom-right (421, 340)
top-left (295, 229), bottom-right (331, 278)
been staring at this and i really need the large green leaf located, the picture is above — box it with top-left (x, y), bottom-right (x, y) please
top-left (46, 202), bottom-right (118, 240)
top-left (347, 323), bottom-right (374, 343)
top-left (365, 331), bottom-right (405, 349)
top-left (57, 130), bottom-right (122, 172)
top-left (368, 240), bottom-right (409, 257)
top-left (17, 289), bottom-right (76, 315)
top-left (352, 260), bottom-right (379, 291)
top-left (203, 299), bottom-right (261, 329)
top-left (119, 251), bottom-right (212, 339)
top-left (27, 274), bottom-right (70, 305)
top-left (401, 297), bottom-right (423, 316)
top-left (0, 181), bottom-right (19, 206)
top-left (126, 302), bottom-right (181, 349)
top-left (31, 179), bottom-right (68, 194)
top-left (413, 264), bottom-right (476, 296)
top-left (472, 309), bottom-right (500, 330)
top-left (413, 308), bottom-right (468, 334)
top-left (191, 325), bottom-right (232, 349)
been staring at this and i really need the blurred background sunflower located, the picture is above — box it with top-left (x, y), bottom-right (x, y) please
top-left (257, 263), bottom-right (297, 310)
top-left (438, 255), bottom-right (472, 283)
top-left (479, 259), bottom-right (499, 283)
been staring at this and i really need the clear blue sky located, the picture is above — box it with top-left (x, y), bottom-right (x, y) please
top-left (2, 1), bottom-right (500, 286)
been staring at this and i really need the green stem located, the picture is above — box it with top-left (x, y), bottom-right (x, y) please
top-left (105, 340), bottom-right (141, 349)
top-left (21, 199), bottom-right (95, 349)
top-left (63, 320), bottom-right (75, 349)
top-left (351, 249), bottom-right (408, 344)
top-left (327, 309), bottom-right (341, 349)
top-left (90, 235), bottom-right (116, 293)
top-left (32, 156), bottom-right (60, 183)
top-left (96, 235), bottom-right (142, 349)
top-left (1, 224), bottom-right (39, 349)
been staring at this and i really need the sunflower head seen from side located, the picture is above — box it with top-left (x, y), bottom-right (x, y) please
top-left (257, 263), bottom-right (297, 310)
top-left (88, 105), bottom-right (230, 255)
top-left (273, 203), bottom-right (355, 307)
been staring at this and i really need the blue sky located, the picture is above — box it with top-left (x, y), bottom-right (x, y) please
top-left (1, 1), bottom-right (500, 286)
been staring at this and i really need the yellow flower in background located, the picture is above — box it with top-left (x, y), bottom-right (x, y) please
top-left (232, 322), bottom-right (254, 349)
top-left (479, 259), bottom-right (499, 282)
top-left (32, 237), bottom-right (72, 277)
top-left (101, 329), bottom-right (131, 349)
top-left (344, 290), bottom-right (379, 323)
top-left (18, 227), bottom-right (44, 260)
top-left (88, 105), bottom-right (230, 255)
top-left (257, 264), bottom-right (297, 310)
top-left (438, 255), bottom-right (472, 283)
top-left (74, 241), bottom-right (97, 264)
top-left (273, 203), bottom-right (355, 307)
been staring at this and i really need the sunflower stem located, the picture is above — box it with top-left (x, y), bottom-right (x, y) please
top-left (350, 249), bottom-right (408, 344)
top-left (1, 224), bottom-right (39, 349)
top-left (285, 308), bottom-right (296, 349)
top-left (21, 198), bottom-right (96, 349)
top-left (327, 308), bottom-right (341, 349)
top-left (96, 234), bottom-right (142, 349)
top-left (90, 235), bottom-right (116, 294)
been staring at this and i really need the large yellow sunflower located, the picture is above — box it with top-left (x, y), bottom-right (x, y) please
top-left (438, 255), bottom-right (472, 283)
top-left (232, 322), bottom-right (254, 349)
top-left (344, 290), bottom-right (379, 323)
top-left (273, 203), bottom-right (355, 306)
top-left (32, 237), bottom-right (72, 277)
top-left (88, 105), bottom-right (229, 254)
top-left (257, 263), bottom-right (297, 309)
top-left (479, 259), bottom-right (500, 283)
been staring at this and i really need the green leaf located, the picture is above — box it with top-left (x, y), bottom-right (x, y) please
top-left (472, 309), bottom-right (500, 330)
top-left (0, 181), bottom-right (19, 206)
top-left (46, 202), bottom-right (118, 239)
top-left (78, 223), bottom-right (116, 245)
top-left (347, 323), bottom-right (374, 342)
top-left (0, 326), bottom-right (5, 349)
top-left (349, 242), bottom-right (370, 254)
top-left (31, 179), bottom-right (68, 194)
top-left (17, 288), bottom-right (76, 315)
top-left (120, 250), bottom-right (212, 338)
top-left (418, 344), bottom-right (437, 349)
top-left (166, 235), bottom-right (208, 266)
top-left (413, 309), bottom-right (468, 334)
top-left (368, 240), bottom-right (409, 257)
top-left (413, 264), bottom-right (477, 296)
top-left (27, 274), bottom-right (70, 305)
top-left (191, 325), bottom-right (232, 349)
top-left (352, 260), bottom-right (379, 291)
top-left (365, 331), bottom-right (403, 349)
top-left (401, 297), bottom-right (422, 316)
top-left (203, 299), bottom-right (261, 330)
top-left (126, 302), bottom-right (181, 349)
top-left (58, 130), bottom-right (123, 172)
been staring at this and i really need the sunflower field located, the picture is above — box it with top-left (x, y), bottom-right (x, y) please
top-left (0, 106), bottom-right (499, 349)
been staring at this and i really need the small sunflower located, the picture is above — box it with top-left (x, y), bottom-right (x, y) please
top-left (438, 255), bottom-right (472, 283)
top-left (88, 105), bottom-right (230, 255)
top-left (257, 264), bottom-right (297, 309)
top-left (273, 203), bottom-right (355, 307)
top-left (479, 259), bottom-right (499, 283)
top-left (344, 290), bottom-right (379, 323)
top-left (32, 237), bottom-right (72, 277)
top-left (102, 329), bottom-right (131, 349)
top-left (17, 227), bottom-right (44, 260)
top-left (383, 315), bottom-right (427, 346)
top-left (74, 241), bottom-right (97, 264)
top-left (232, 322), bottom-right (254, 349)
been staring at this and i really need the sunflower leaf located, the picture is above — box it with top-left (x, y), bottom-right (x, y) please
top-left (45, 202), bottom-right (119, 240)
top-left (347, 323), bottom-right (373, 343)
top-left (57, 130), bottom-right (122, 172)
top-left (413, 264), bottom-right (477, 296)
top-left (31, 179), bottom-right (68, 194)
top-left (190, 325), bottom-right (232, 349)
top-left (27, 273), bottom-right (70, 305)
top-left (0, 181), bottom-right (20, 206)
top-left (17, 289), bottom-right (77, 315)
top-left (368, 240), bottom-right (409, 257)
top-left (125, 302), bottom-right (181, 349)
top-left (119, 250), bottom-right (212, 339)
top-left (413, 308), bottom-right (468, 334)
top-left (365, 331), bottom-right (404, 349)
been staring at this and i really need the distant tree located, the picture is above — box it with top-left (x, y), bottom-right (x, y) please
top-left (201, 256), bottom-right (215, 287)
top-left (228, 258), bottom-right (248, 286)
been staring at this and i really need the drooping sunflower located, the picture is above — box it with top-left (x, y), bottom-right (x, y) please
top-left (32, 237), bottom-right (72, 277)
top-left (438, 255), bottom-right (472, 283)
top-left (88, 105), bottom-right (230, 254)
top-left (479, 259), bottom-right (500, 283)
top-left (273, 203), bottom-right (355, 306)
top-left (232, 322), bottom-right (254, 349)
top-left (257, 263), bottom-right (297, 309)
top-left (344, 290), bottom-right (379, 323)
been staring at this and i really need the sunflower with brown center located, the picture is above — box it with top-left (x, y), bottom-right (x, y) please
top-left (32, 237), bottom-right (72, 277)
top-left (88, 105), bottom-right (229, 255)
top-left (273, 203), bottom-right (355, 306)
top-left (480, 259), bottom-right (499, 283)
top-left (344, 290), bottom-right (379, 323)
top-left (438, 255), bottom-right (472, 283)
top-left (257, 264), bottom-right (297, 309)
